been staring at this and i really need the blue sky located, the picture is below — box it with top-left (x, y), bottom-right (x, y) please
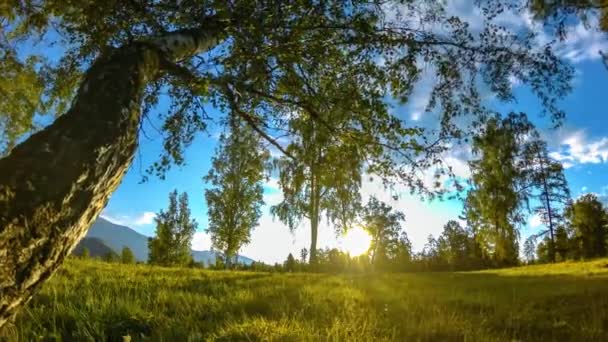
top-left (50, 4), bottom-right (604, 264)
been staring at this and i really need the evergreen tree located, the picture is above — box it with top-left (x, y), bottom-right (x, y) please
top-left (205, 116), bottom-right (268, 269)
top-left (565, 194), bottom-right (608, 259)
top-left (148, 190), bottom-right (197, 266)
top-left (525, 140), bottom-right (570, 262)
top-left (0, 0), bottom-right (575, 326)
top-left (121, 247), bottom-right (136, 264)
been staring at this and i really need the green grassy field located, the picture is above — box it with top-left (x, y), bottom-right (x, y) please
top-left (3, 258), bottom-right (608, 341)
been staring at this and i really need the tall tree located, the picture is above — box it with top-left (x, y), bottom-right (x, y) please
top-left (148, 190), bottom-right (197, 266)
top-left (271, 110), bottom-right (365, 264)
top-left (526, 140), bottom-right (571, 262)
top-left (523, 235), bottom-right (537, 264)
top-left (361, 197), bottom-right (407, 270)
top-left (204, 116), bottom-right (268, 268)
top-left (466, 113), bottom-right (536, 266)
top-left (565, 194), bottom-right (608, 259)
top-left (0, 1), bottom-right (574, 325)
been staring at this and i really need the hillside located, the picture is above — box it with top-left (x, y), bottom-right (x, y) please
top-left (7, 258), bottom-right (608, 341)
top-left (86, 217), bottom-right (254, 265)
top-left (72, 237), bottom-right (117, 259)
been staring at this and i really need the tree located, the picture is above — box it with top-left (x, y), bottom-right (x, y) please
top-left (565, 194), bottom-right (608, 259)
top-left (437, 220), bottom-right (471, 269)
top-left (102, 251), bottom-right (117, 263)
top-left (530, 0), bottom-right (608, 68)
top-left (0, 1), bottom-right (574, 326)
top-left (465, 113), bottom-right (536, 266)
top-left (525, 139), bottom-right (571, 262)
top-left (121, 247), bottom-right (136, 264)
top-left (554, 225), bottom-right (572, 261)
top-left (300, 248), bottom-right (308, 264)
top-left (271, 110), bottom-right (364, 264)
top-left (361, 197), bottom-right (406, 270)
top-left (392, 232), bottom-right (414, 271)
top-left (530, 0), bottom-right (608, 33)
top-left (148, 190), bottom-right (197, 266)
top-left (284, 253), bottom-right (296, 272)
top-left (523, 235), bottom-right (537, 264)
top-left (205, 116), bottom-right (268, 269)
top-left (81, 247), bottom-right (90, 260)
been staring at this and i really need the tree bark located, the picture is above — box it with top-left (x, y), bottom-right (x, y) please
top-left (0, 24), bottom-right (221, 328)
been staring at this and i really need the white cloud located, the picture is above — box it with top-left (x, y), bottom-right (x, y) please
top-left (549, 131), bottom-right (608, 167)
top-left (134, 212), bottom-right (156, 225)
top-left (581, 186), bottom-right (588, 192)
top-left (391, 0), bottom-right (608, 65)
top-left (100, 210), bottom-right (156, 227)
top-left (191, 231), bottom-right (212, 251)
top-left (100, 212), bottom-right (127, 226)
top-left (557, 20), bottom-right (608, 63)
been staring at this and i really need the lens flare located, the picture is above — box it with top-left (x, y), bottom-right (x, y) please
top-left (341, 227), bottom-right (372, 256)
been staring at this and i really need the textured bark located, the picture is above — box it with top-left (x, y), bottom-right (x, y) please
top-left (0, 25), bottom-right (220, 328)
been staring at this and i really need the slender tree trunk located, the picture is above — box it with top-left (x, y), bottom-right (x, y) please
top-left (538, 151), bottom-right (556, 262)
top-left (309, 172), bottom-right (320, 265)
top-left (0, 24), bottom-right (221, 327)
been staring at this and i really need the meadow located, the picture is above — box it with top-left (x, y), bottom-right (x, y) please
top-left (3, 258), bottom-right (608, 341)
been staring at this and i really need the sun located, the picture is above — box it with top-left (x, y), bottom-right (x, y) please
top-left (341, 227), bottom-right (372, 256)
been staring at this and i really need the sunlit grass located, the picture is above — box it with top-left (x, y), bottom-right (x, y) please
top-left (4, 258), bottom-right (608, 341)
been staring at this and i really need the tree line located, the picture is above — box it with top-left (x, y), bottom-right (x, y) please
top-left (143, 111), bottom-right (607, 273)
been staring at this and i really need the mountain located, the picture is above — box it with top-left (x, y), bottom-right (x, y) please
top-left (83, 217), bottom-right (254, 265)
top-left (86, 217), bottom-right (150, 261)
top-left (73, 237), bottom-right (117, 258)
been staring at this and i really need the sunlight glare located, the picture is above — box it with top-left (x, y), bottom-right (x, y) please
top-left (341, 227), bottom-right (372, 256)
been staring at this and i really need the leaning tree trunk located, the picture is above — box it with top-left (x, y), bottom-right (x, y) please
top-left (0, 24), bottom-right (221, 327)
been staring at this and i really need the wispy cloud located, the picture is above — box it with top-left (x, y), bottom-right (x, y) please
top-left (100, 210), bottom-right (157, 227)
top-left (548, 131), bottom-right (608, 168)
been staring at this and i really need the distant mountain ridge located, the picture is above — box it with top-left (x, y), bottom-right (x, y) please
top-left (77, 217), bottom-right (254, 266)
top-left (73, 237), bottom-right (117, 258)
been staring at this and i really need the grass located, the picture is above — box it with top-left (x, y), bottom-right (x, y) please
top-left (3, 258), bottom-right (608, 341)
